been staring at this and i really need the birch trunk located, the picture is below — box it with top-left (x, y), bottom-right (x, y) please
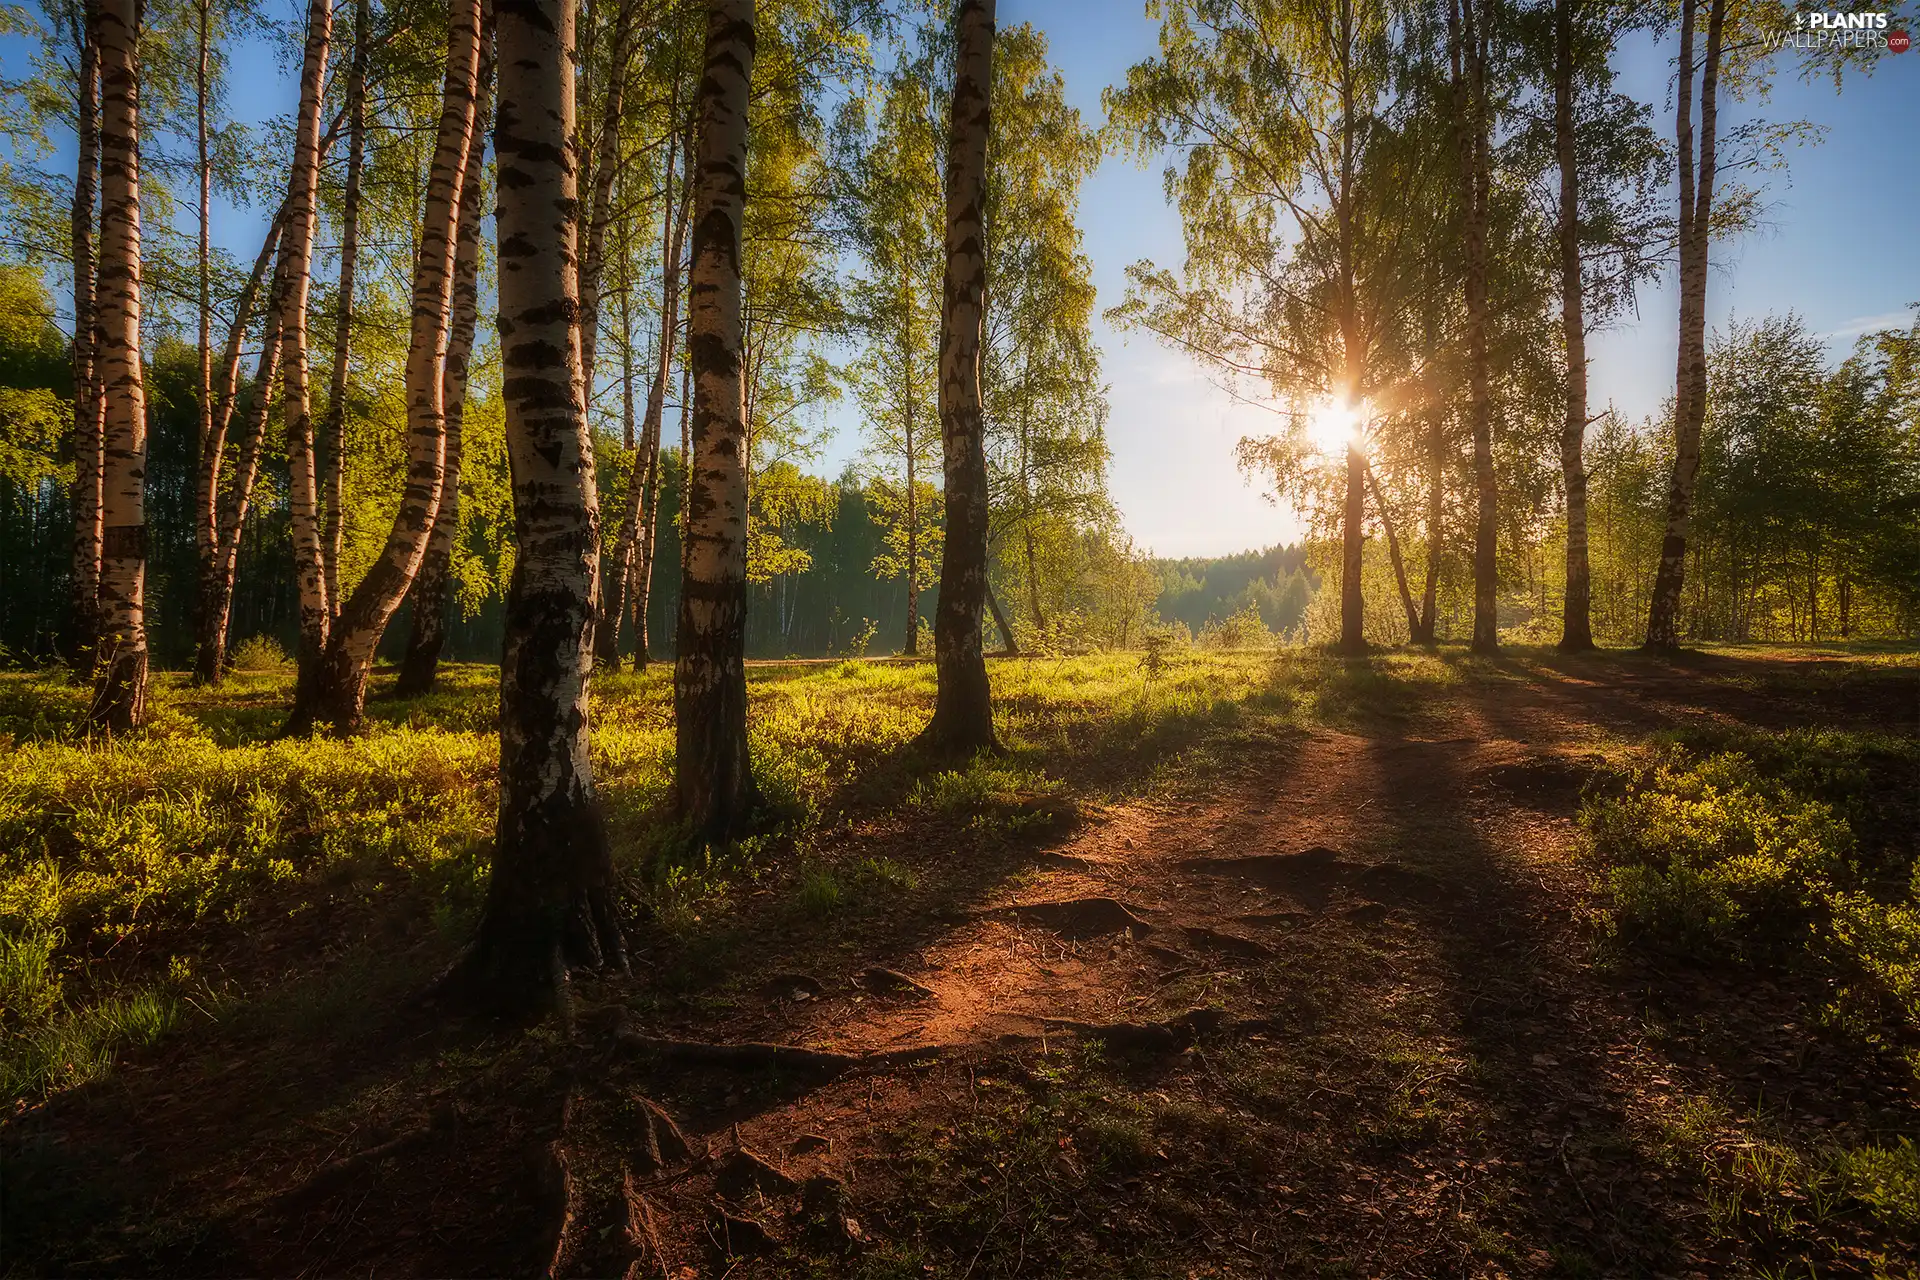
top-left (1645, 0), bottom-right (1723, 651)
top-left (918, 0), bottom-right (1000, 755)
top-left (282, 0), bottom-right (336, 713)
top-left (985, 581), bottom-right (1018, 657)
top-left (1333, 1), bottom-right (1365, 655)
top-left (396, 52), bottom-right (492, 697)
top-left (319, 0), bottom-right (371, 618)
top-left (1415, 410), bottom-right (1444, 644)
top-left (576, 0), bottom-right (637, 402)
top-left (1456, 0), bottom-right (1498, 653)
top-left (194, 0), bottom-right (213, 607)
top-left (292, 0), bottom-right (483, 733)
top-left (1555, 0), bottom-right (1594, 651)
top-left (633, 411), bottom-right (664, 655)
top-left (903, 269), bottom-right (922, 655)
top-left (600, 244), bottom-right (641, 670)
top-left (1340, 438), bottom-right (1365, 650)
top-left (87, 0), bottom-right (147, 733)
top-left (194, 212), bottom-right (287, 682)
top-left (673, 0), bottom-right (761, 841)
top-left (68, 13), bottom-right (103, 674)
top-left (453, 0), bottom-right (624, 1013)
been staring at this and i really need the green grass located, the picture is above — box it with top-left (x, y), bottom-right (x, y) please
top-left (1583, 725), bottom-right (1920, 1259)
top-left (0, 650), bottom-right (1364, 1101)
top-left (1, 643), bottom-right (1907, 1111)
top-left (1580, 726), bottom-right (1920, 1048)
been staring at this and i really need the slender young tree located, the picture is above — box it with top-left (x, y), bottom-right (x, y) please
top-left (603, 123), bottom-right (693, 670)
top-left (1644, 0), bottom-right (1724, 650)
top-left (1553, 0), bottom-right (1594, 650)
top-left (674, 0), bottom-right (761, 842)
top-left (291, 0), bottom-right (483, 732)
top-left (193, 210), bottom-right (287, 682)
top-left (194, 0), bottom-right (213, 629)
top-left (86, 0), bottom-right (147, 732)
top-left (1112, 0), bottom-right (1440, 657)
top-left (67, 6), bottom-right (103, 674)
top-left (1452, 0), bottom-right (1498, 653)
top-left (575, 0), bottom-right (637, 403)
top-left (918, 0), bottom-right (1000, 754)
top-left (844, 58), bottom-right (942, 656)
top-left (454, 0), bottom-right (625, 1014)
top-left (396, 51), bottom-right (492, 697)
top-left (281, 0), bottom-right (336, 709)
top-left (319, 0), bottom-right (371, 619)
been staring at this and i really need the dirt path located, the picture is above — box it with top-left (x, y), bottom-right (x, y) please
top-left (582, 662), bottom-right (1912, 1277)
top-left (9, 654), bottom-right (1915, 1278)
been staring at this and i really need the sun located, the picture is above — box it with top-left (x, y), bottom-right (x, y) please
top-left (1302, 397), bottom-right (1364, 457)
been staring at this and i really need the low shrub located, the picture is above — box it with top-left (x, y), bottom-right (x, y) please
top-left (1581, 728), bottom-right (1920, 1047)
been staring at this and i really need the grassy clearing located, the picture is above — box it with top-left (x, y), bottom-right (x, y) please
top-left (2, 648), bottom-right (1439, 1103)
top-left (2, 642), bottom-right (1916, 1276)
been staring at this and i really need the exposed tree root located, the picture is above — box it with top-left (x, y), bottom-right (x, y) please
top-left (282, 1117), bottom-right (443, 1204)
top-left (856, 966), bottom-right (935, 998)
top-left (714, 1148), bottom-right (798, 1200)
top-left (1183, 925), bottom-right (1276, 959)
top-left (1001, 896), bottom-right (1154, 939)
top-left (620, 1170), bottom-right (671, 1280)
top-left (616, 1009), bottom-right (1290, 1084)
top-left (538, 1138), bottom-right (578, 1280)
top-left (613, 1029), bottom-right (947, 1077)
top-left (539, 1088), bottom-right (581, 1280)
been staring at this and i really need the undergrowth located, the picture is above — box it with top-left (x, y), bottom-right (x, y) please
top-left (5, 650), bottom-right (1418, 1102)
top-left (1581, 727), bottom-right (1920, 1050)
top-left (1583, 725), bottom-right (1920, 1255)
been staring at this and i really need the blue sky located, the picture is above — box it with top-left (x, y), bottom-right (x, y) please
top-left (5, 2), bottom-right (1915, 557)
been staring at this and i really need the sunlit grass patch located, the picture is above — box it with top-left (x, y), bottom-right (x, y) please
top-left (0, 986), bottom-right (182, 1098)
top-left (1641, 1089), bottom-right (1920, 1250)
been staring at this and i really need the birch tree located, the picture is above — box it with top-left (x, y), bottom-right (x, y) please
top-left (1110, 0), bottom-right (1441, 655)
top-left (454, 0), bottom-right (625, 1012)
top-left (85, 0), bottom-right (146, 732)
top-left (602, 121), bottom-right (694, 671)
top-left (396, 50), bottom-right (491, 697)
top-left (192, 208), bottom-right (287, 681)
top-left (841, 57), bottom-right (942, 656)
top-left (674, 0), bottom-right (761, 842)
top-left (918, 0), bottom-right (1000, 753)
top-left (318, 0), bottom-right (371, 620)
top-left (280, 0), bottom-right (335, 709)
top-left (289, 0), bottom-right (483, 733)
top-left (67, 3), bottom-right (102, 673)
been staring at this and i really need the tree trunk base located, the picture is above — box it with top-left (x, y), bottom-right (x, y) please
top-left (394, 633), bottom-right (447, 698)
top-left (87, 646), bottom-right (147, 734)
top-left (286, 647), bottom-right (373, 736)
top-left (912, 714), bottom-right (1005, 759)
top-left (433, 881), bottom-right (628, 1020)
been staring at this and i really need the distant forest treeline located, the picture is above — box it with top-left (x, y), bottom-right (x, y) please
top-left (0, 308), bottom-right (1294, 663)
